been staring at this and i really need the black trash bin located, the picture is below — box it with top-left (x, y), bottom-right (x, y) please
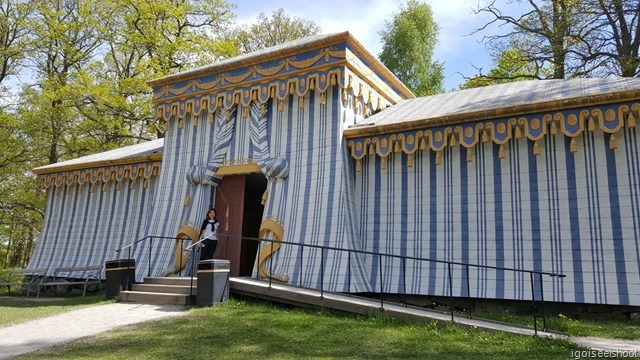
top-left (196, 259), bottom-right (230, 306)
top-left (105, 259), bottom-right (136, 299)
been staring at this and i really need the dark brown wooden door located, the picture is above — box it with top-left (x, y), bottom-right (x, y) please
top-left (214, 175), bottom-right (245, 277)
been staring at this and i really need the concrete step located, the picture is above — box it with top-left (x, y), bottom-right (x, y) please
top-left (143, 276), bottom-right (196, 286)
top-left (132, 283), bottom-right (196, 295)
top-left (119, 290), bottom-right (192, 306)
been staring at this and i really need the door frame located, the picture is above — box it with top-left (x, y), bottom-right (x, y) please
top-left (213, 163), bottom-right (265, 277)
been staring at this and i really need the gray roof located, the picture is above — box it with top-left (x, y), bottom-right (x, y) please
top-left (362, 78), bottom-right (640, 127)
top-left (185, 32), bottom-right (342, 73)
top-left (33, 138), bottom-right (164, 173)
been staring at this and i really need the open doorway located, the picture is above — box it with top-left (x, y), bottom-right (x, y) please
top-left (240, 173), bottom-right (267, 276)
top-left (214, 172), bottom-right (266, 277)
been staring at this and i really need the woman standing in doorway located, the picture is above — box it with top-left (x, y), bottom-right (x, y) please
top-left (199, 208), bottom-right (221, 260)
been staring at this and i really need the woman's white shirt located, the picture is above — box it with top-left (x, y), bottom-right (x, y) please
top-left (203, 220), bottom-right (219, 240)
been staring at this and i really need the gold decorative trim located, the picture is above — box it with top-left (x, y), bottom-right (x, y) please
top-left (37, 161), bottom-right (161, 191)
top-left (344, 90), bottom-right (640, 138)
top-left (176, 48), bottom-right (345, 92)
top-left (154, 67), bottom-right (395, 123)
top-left (150, 35), bottom-right (413, 122)
top-left (148, 32), bottom-right (412, 100)
top-left (155, 61), bottom-right (337, 103)
top-left (215, 163), bottom-right (261, 176)
top-left (33, 153), bottom-right (162, 175)
top-left (163, 223), bottom-right (200, 277)
top-left (345, 49), bottom-right (407, 104)
top-left (257, 218), bottom-right (289, 283)
top-left (153, 68), bottom-right (343, 120)
top-left (348, 101), bottom-right (639, 170)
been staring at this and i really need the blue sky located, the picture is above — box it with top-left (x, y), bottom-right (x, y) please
top-left (234, 0), bottom-right (500, 91)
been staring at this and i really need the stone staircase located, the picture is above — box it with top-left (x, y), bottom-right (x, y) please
top-left (119, 277), bottom-right (197, 306)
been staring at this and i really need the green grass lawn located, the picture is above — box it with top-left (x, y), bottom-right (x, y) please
top-left (13, 298), bottom-right (582, 360)
top-left (473, 310), bottom-right (640, 340)
top-left (3, 294), bottom-right (639, 359)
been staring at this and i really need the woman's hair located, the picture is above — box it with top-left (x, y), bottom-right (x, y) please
top-left (206, 208), bottom-right (217, 219)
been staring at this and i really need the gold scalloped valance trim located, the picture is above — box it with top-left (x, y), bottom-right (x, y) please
top-left (154, 47), bottom-right (345, 101)
top-left (148, 32), bottom-right (413, 100)
top-left (153, 67), bottom-right (393, 123)
top-left (38, 161), bottom-right (161, 194)
top-left (348, 103), bottom-right (639, 170)
top-left (344, 48), bottom-right (407, 104)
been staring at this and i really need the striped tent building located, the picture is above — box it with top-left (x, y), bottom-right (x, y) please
top-left (30, 32), bottom-right (640, 307)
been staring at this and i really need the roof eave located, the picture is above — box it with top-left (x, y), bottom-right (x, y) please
top-left (344, 87), bottom-right (640, 138)
top-left (147, 32), bottom-right (353, 88)
top-left (147, 32), bottom-right (414, 101)
top-left (32, 153), bottom-right (163, 175)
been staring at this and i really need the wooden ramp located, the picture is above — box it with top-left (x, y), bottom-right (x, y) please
top-left (229, 277), bottom-right (566, 340)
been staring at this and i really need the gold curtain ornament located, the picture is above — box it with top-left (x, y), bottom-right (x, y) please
top-left (533, 141), bottom-right (540, 156)
top-left (610, 134), bottom-right (618, 150)
top-left (628, 113), bottom-right (636, 128)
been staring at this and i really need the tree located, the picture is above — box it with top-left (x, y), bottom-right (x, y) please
top-left (473, 0), bottom-right (590, 80)
top-left (22, 0), bottom-right (106, 164)
top-left (74, 0), bottom-right (237, 143)
top-left (459, 47), bottom-right (553, 89)
top-left (378, 0), bottom-right (444, 96)
top-left (0, 0), bottom-right (31, 87)
top-left (0, 0), bottom-right (238, 268)
top-left (100, 0), bottom-right (237, 77)
top-left (586, 0), bottom-right (640, 77)
top-left (472, 0), bottom-right (640, 80)
top-left (0, 108), bottom-right (44, 269)
top-left (228, 8), bottom-right (321, 54)
top-left (18, 0), bottom-right (237, 165)
top-left (0, 174), bottom-right (43, 268)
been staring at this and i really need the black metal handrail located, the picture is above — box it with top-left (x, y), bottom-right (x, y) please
top-left (115, 235), bottom-right (192, 278)
top-left (234, 234), bottom-right (565, 335)
top-left (116, 233), bottom-right (565, 335)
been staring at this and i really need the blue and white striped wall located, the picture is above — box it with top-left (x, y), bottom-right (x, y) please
top-left (259, 88), bottom-right (370, 292)
top-left (142, 85), bottom-right (372, 291)
top-left (29, 173), bottom-right (158, 278)
top-left (354, 116), bottom-right (640, 306)
top-left (132, 110), bottom-right (223, 279)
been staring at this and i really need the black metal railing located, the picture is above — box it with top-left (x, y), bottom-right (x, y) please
top-left (116, 233), bottom-right (565, 335)
top-left (115, 234), bottom-right (234, 300)
top-left (115, 235), bottom-right (196, 280)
